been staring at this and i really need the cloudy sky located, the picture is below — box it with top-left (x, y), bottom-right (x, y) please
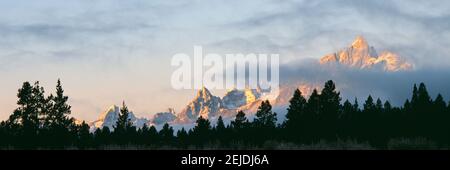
top-left (0, 0), bottom-right (449, 121)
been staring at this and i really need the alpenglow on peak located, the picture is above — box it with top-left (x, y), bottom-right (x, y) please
top-left (320, 36), bottom-right (413, 71)
top-left (351, 36), bottom-right (369, 49)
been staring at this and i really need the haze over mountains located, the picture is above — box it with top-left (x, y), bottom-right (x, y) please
top-left (90, 36), bottom-right (422, 132)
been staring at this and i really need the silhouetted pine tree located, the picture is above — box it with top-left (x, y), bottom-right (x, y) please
top-left (318, 80), bottom-right (341, 140)
top-left (254, 100), bottom-right (277, 128)
top-left (114, 101), bottom-right (134, 145)
top-left (358, 95), bottom-right (375, 141)
top-left (192, 116), bottom-right (212, 146)
top-left (48, 80), bottom-right (72, 127)
top-left (339, 99), bottom-right (354, 139)
top-left (115, 102), bottom-right (132, 131)
top-left (284, 89), bottom-right (307, 142)
top-left (382, 100), bottom-right (397, 140)
top-left (214, 116), bottom-right (226, 143)
top-left (232, 111), bottom-right (248, 129)
top-left (304, 89), bottom-right (320, 142)
top-left (431, 94), bottom-right (447, 142)
top-left (252, 100), bottom-right (278, 144)
top-left (137, 124), bottom-right (149, 145)
top-left (159, 123), bottom-right (174, 146)
top-left (6, 82), bottom-right (47, 148)
top-left (371, 98), bottom-right (387, 147)
top-left (148, 125), bottom-right (159, 145)
top-left (44, 79), bottom-right (74, 147)
top-left (384, 101), bottom-right (392, 113)
top-left (94, 127), bottom-right (111, 147)
top-left (411, 83), bottom-right (432, 137)
top-left (77, 121), bottom-right (92, 149)
top-left (177, 128), bottom-right (188, 148)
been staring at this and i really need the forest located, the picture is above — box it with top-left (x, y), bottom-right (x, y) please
top-left (0, 80), bottom-right (449, 150)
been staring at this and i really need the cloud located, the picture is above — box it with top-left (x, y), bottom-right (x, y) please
top-left (280, 59), bottom-right (450, 106)
top-left (0, 0), bottom-right (449, 121)
top-left (214, 0), bottom-right (450, 66)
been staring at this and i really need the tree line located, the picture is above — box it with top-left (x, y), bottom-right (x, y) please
top-left (0, 80), bottom-right (449, 149)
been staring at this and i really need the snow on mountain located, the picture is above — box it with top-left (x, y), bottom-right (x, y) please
top-left (152, 108), bottom-right (177, 125)
top-left (320, 36), bottom-right (413, 71)
top-left (173, 86), bottom-right (268, 124)
top-left (177, 87), bottom-right (223, 123)
top-left (222, 88), bottom-right (261, 109)
top-left (90, 105), bottom-right (148, 132)
top-left (87, 36), bottom-right (415, 132)
top-left (88, 84), bottom-right (321, 132)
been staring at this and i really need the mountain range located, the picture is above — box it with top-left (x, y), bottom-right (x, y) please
top-left (89, 36), bottom-right (414, 132)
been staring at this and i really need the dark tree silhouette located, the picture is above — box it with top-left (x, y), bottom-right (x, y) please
top-left (191, 116), bottom-right (212, 146)
top-left (115, 101), bottom-right (133, 131)
top-left (254, 100), bottom-right (277, 128)
top-left (1, 79), bottom-right (450, 149)
top-left (216, 116), bottom-right (225, 132)
top-left (232, 111), bottom-right (248, 129)
top-left (159, 123), bottom-right (174, 145)
top-left (318, 80), bottom-right (341, 140)
top-left (284, 89), bottom-right (307, 142)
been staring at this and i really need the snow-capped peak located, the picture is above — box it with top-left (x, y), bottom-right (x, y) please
top-left (351, 35), bottom-right (369, 49)
top-left (94, 105), bottom-right (122, 129)
top-left (177, 87), bottom-right (222, 122)
top-left (196, 86), bottom-right (214, 101)
top-left (90, 104), bottom-right (147, 132)
top-left (152, 108), bottom-right (177, 125)
top-left (222, 88), bottom-right (262, 109)
top-left (320, 36), bottom-right (413, 71)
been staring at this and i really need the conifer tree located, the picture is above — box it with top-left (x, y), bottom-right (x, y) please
top-left (412, 83), bottom-right (432, 137)
top-left (113, 101), bottom-right (133, 145)
top-left (431, 94), bottom-right (447, 141)
top-left (284, 89), bottom-right (306, 130)
top-left (193, 116), bottom-right (212, 136)
top-left (358, 95), bottom-right (376, 140)
top-left (254, 100), bottom-right (277, 128)
top-left (340, 99), bottom-right (354, 138)
top-left (318, 80), bottom-right (341, 140)
top-left (252, 100), bottom-right (278, 143)
top-left (216, 116), bottom-right (225, 132)
top-left (364, 95), bottom-right (375, 112)
top-left (214, 116), bottom-right (227, 143)
top-left (353, 98), bottom-right (360, 112)
top-left (148, 125), bottom-right (159, 142)
top-left (177, 128), bottom-right (189, 147)
top-left (232, 111), bottom-right (247, 129)
top-left (159, 123), bottom-right (174, 145)
top-left (78, 121), bottom-right (92, 148)
top-left (115, 101), bottom-right (133, 133)
top-left (47, 79), bottom-right (72, 129)
top-left (384, 101), bottom-right (392, 113)
top-left (375, 98), bottom-right (383, 113)
top-left (7, 81), bottom-right (47, 147)
top-left (320, 80), bottom-right (341, 114)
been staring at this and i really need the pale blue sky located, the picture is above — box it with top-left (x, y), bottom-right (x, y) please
top-left (0, 0), bottom-right (449, 121)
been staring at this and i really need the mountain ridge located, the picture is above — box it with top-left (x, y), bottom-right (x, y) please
top-left (88, 36), bottom-right (415, 131)
top-left (320, 36), bottom-right (413, 71)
